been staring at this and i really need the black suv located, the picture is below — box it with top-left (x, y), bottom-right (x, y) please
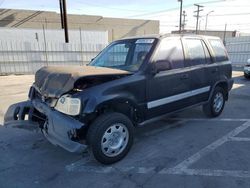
top-left (4, 34), bottom-right (233, 164)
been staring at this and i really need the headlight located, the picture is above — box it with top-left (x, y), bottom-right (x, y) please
top-left (55, 95), bottom-right (81, 115)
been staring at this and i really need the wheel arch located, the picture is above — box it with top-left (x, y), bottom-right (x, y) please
top-left (94, 98), bottom-right (141, 124)
top-left (209, 81), bottom-right (229, 101)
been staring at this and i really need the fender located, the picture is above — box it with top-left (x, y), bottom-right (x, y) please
top-left (82, 92), bottom-right (142, 115)
top-left (208, 77), bottom-right (234, 101)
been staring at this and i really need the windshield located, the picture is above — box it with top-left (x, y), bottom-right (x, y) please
top-left (90, 38), bottom-right (155, 72)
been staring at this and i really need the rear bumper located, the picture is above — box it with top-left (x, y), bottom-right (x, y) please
top-left (4, 100), bottom-right (87, 153)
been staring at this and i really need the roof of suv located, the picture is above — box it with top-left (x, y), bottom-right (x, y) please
top-left (122, 34), bottom-right (220, 41)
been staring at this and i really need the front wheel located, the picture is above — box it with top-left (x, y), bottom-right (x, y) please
top-left (87, 112), bottom-right (134, 164)
top-left (203, 87), bottom-right (226, 117)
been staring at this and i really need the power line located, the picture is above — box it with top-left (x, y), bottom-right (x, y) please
top-left (129, 0), bottom-right (226, 18)
top-left (210, 12), bottom-right (250, 16)
top-left (0, 0), bottom-right (5, 6)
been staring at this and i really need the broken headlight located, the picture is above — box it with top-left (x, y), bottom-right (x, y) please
top-left (55, 95), bottom-right (81, 116)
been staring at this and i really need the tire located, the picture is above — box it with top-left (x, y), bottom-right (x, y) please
top-left (87, 112), bottom-right (134, 164)
top-left (203, 87), bottom-right (226, 118)
top-left (244, 73), bottom-right (250, 79)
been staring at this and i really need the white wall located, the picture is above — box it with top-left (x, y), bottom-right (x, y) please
top-left (226, 37), bottom-right (250, 65)
top-left (0, 28), bottom-right (109, 74)
top-left (0, 28), bottom-right (108, 44)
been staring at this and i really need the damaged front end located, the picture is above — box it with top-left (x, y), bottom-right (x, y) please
top-left (4, 93), bottom-right (87, 153)
top-left (4, 65), bottom-right (131, 153)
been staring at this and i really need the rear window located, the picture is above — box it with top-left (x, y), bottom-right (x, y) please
top-left (209, 39), bottom-right (228, 62)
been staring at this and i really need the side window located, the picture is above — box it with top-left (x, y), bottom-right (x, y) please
top-left (154, 37), bottom-right (184, 70)
top-left (184, 39), bottom-right (206, 66)
top-left (209, 39), bottom-right (228, 62)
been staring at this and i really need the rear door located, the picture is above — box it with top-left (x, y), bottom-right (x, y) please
top-left (146, 37), bottom-right (191, 119)
top-left (202, 39), bottom-right (220, 89)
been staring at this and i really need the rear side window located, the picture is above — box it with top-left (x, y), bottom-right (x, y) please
top-left (184, 39), bottom-right (207, 66)
top-left (154, 37), bottom-right (184, 69)
top-left (209, 39), bottom-right (228, 62)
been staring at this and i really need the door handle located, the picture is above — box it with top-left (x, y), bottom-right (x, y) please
top-left (180, 74), bottom-right (189, 80)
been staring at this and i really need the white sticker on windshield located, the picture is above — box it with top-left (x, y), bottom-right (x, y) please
top-left (136, 39), bottom-right (155, 44)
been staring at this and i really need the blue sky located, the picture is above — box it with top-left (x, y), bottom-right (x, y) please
top-left (0, 0), bottom-right (214, 17)
top-left (1, 0), bottom-right (250, 33)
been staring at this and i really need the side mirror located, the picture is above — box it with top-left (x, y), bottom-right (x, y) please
top-left (150, 60), bottom-right (171, 75)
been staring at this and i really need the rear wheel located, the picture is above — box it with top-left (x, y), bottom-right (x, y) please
top-left (203, 87), bottom-right (226, 117)
top-left (87, 112), bottom-right (134, 164)
top-left (244, 73), bottom-right (250, 79)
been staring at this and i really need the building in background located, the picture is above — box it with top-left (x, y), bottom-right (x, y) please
top-left (171, 29), bottom-right (237, 40)
top-left (0, 8), bottom-right (159, 75)
top-left (0, 9), bottom-right (159, 42)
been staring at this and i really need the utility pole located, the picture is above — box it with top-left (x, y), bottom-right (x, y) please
top-left (182, 10), bottom-right (187, 31)
top-left (205, 10), bottom-right (214, 34)
top-left (60, 0), bottom-right (69, 43)
top-left (223, 23), bottom-right (227, 45)
top-left (194, 4), bottom-right (203, 34)
top-left (59, 0), bottom-right (64, 29)
top-left (178, 0), bottom-right (183, 33)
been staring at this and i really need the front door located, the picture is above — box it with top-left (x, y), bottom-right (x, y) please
top-left (146, 37), bottom-right (192, 119)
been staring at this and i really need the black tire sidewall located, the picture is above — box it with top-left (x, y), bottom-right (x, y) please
top-left (244, 73), bottom-right (250, 79)
top-left (87, 112), bottom-right (134, 164)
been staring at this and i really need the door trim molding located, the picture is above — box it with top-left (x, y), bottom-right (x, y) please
top-left (147, 86), bottom-right (211, 109)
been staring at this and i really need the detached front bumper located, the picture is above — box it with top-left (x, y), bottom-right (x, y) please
top-left (4, 99), bottom-right (87, 153)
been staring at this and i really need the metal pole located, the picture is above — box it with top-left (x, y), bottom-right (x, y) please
top-left (198, 19), bottom-right (203, 34)
top-left (79, 27), bottom-right (84, 65)
top-left (62, 0), bottom-right (69, 43)
top-left (205, 15), bottom-right (208, 34)
top-left (223, 23), bottom-right (227, 45)
top-left (59, 0), bottom-right (64, 29)
top-left (205, 11), bottom-right (214, 34)
top-left (42, 24), bottom-right (48, 66)
top-left (178, 0), bottom-right (183, 33)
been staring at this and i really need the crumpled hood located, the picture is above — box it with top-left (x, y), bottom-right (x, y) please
top-left (34, 66), bottom-right (130, 98)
